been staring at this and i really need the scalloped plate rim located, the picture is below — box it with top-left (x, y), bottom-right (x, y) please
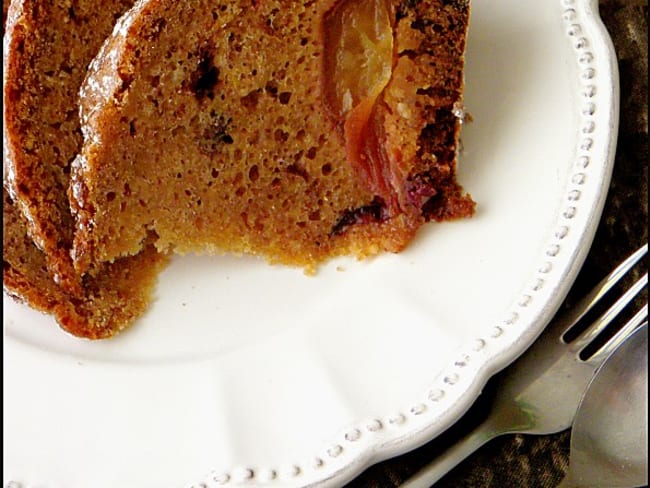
top-left (3, 0), bottom-right (618, 486)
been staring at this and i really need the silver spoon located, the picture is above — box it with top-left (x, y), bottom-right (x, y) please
top-left (558, 322), bottom-right (648, 488)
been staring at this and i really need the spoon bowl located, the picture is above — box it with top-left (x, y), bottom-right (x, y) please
top-left (561, 322), bottom-right (648, 488)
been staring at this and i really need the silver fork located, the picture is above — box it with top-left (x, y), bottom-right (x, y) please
top-left (402, 243), bottom-right (648, 487)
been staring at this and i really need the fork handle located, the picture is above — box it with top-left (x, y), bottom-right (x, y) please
top-left (400, 422), bottom-right (498, 487)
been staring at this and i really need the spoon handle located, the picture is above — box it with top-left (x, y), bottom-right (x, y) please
top-left (400, 421), bottom-right (498, 487)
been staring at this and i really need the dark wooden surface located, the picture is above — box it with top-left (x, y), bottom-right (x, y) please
top-left (347, 1), bottom-right (648, 486)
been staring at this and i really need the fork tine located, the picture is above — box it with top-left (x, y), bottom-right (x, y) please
top-left (594, 244), bottom-right (648, 298)
top-left (588, 308), bottom-right (648, 363)
top-left (562, 244), bottom-right (648, 335)
top-left (571, 272), bottom-right (648, 352)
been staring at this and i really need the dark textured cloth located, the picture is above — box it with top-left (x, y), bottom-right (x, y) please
top-left (347, 1), bottom-right (648, 486)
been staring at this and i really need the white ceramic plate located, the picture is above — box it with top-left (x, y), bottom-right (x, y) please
top-left (3, 0), bottom-right (618, 486)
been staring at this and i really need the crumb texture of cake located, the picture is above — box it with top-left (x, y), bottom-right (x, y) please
top-left (3, 189), bottom-right (169, 339)
top-left (70, 0), bottom-right (475, 275)
top-left (3, 0), bottom-right (135, 294)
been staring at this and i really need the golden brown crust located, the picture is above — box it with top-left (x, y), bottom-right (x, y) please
top-left (3, 189), bottom-right (169, 339)
top-left (70, 0), bottom-right (474, 275)
top-left (2, 0), bottom-right (10, 31)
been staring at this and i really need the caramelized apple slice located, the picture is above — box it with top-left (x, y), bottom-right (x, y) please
top-left (324, 0), bottom-right (397, 209)
top-left (324, 0), bottom-right (394, 118)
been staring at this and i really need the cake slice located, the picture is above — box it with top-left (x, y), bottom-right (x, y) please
top-left (71, 0), bottom-right (475, 275)
top-left (3, 189), bottom-right (169, 339)
top-left (3, 0), bottom-right (169, 338)
top-left (3, 0), bottom-right (135, 294)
